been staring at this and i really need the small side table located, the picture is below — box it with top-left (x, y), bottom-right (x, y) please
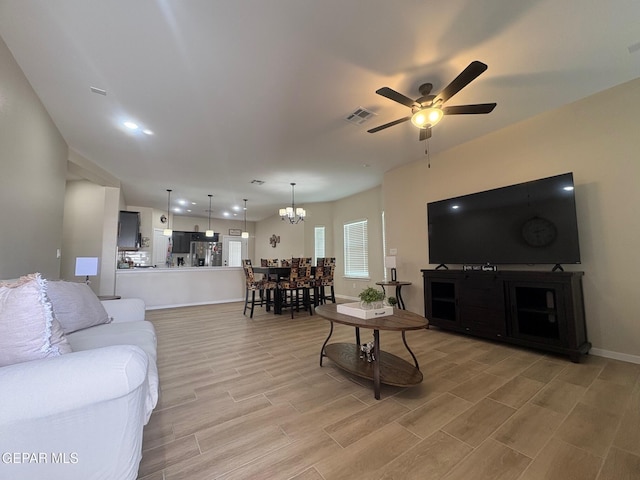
top-left (376, 281), bottom-right (411, 310)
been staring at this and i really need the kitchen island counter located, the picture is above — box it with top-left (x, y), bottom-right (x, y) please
top-left (116, 266), bottom-right (244, 309)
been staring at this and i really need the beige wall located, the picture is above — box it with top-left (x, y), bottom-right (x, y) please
top-left (384, 78), bottom-right (640, 360)
top-left (331, 186), bottom-right (384, 299)
top-left (0, 35), bottom-right (67, 279)
top-left (62, 180), bottom-right (119, 294)
top-left (255, 212), bottom-right (305, 263)
top-left (303, 202), bottom-right (335, 261)
top-left (62, 152), bottom-right (121, 294)
top-left (253, 189), bottom-right (383, 300)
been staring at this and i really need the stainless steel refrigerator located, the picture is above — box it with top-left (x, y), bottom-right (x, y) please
top-left (190, 241), bottom-right (222, 266)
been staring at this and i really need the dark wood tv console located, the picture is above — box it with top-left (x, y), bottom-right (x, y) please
top-left (421, 269), bottom-right (591, 362)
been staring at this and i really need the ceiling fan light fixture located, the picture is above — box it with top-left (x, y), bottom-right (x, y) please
top-left (411, 107), bottom-right (443, 128)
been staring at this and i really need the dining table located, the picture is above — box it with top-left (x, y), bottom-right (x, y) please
top-left (252, 266), bottom-right (316, 315)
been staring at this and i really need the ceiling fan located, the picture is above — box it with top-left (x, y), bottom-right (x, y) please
top-left (367, 61), bottom-right (497, 141)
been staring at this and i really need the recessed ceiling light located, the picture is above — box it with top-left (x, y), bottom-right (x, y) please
top-left (142, 129), bottom-right (154, 135)
top-left (124, 121), bottom-right (139, 130)
top-left (223, 212), bottom-right (230, 217)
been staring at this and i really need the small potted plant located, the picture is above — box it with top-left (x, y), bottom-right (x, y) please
top-left (386, 296), bottom-right (398, 308)
top-left (359, 287), bottom-right (385, 310)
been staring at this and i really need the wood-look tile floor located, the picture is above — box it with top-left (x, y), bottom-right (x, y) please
top-left (138, 302), bottom-right (640, 480)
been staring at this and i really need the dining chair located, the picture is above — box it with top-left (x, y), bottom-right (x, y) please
top-left (280, 259), bottom-right (291, 267)
top-left (242, 259), bottom-right (276, 318)
top-left (260, 258), bottom-right (279, 267)
top-left (277, 257), bottom-right (313, 318)
top-left (316, 257), bottom-right (336, 304)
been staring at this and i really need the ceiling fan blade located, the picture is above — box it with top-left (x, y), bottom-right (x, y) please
top-left (434, 61), bottom-right (488, 105)
top-left (442, 103), bottom-right (497, 115)
top-left (419, 127), bottom-right (432, 141)
top-left (375, 87), bottom-right (416, 108)
top-left (367, 116), bottom-right (411, 133)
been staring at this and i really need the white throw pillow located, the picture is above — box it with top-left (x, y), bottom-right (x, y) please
top-left (47, 280), bottom-right (111, 334)
top-left (0, 273), bottom-right (72, 367)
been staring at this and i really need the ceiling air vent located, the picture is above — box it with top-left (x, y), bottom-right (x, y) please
top-left (344, 107), bottom-right (376, 126)
top-left (251, 179), bottom-right (265, 185)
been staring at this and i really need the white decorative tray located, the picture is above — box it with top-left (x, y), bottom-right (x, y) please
top-left (337, 302), bottom-right (393, 319)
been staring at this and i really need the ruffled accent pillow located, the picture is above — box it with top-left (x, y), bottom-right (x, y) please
top-left (47, 280), bottom-right (112, 334)
top-left (0, 273), bottom-right (72, 367)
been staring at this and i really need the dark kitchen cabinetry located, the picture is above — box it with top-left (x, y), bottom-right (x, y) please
top-left (422, 270), bottom-right (590, 362)
top-left (117, 211), bottom-right (140, 250)
top-left (171, 231), bottom-right (191, 253)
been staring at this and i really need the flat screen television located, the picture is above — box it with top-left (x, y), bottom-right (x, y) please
top-left (427, 172), bottom-right (581, 266)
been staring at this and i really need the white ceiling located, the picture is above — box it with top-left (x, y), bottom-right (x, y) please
top-left (1, 0), bottom-right (639, 221)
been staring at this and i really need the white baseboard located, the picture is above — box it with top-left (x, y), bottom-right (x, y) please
top-left (588, 348), bottom-right (640, 365)
top-left (336, 294), bottom-right (359, 302)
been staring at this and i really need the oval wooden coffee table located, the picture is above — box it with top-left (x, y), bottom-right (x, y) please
top-left (315, 304), bottom-right (428, 399)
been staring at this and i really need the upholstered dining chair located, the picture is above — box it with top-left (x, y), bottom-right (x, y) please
top-left (242, 259), bottom-right (276, 318)
top-left (315, 257), bottom-right (336, 305)
top-left (260, 258), bottom-right (279, 267)
top-left (280, 259), bottom-right (291, 267)
top-left (277, 257), bottom-right (313, 318)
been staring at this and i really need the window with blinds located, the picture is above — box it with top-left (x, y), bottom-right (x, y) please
top-left (343, 219), bottom-right (368, 278)
top-left (314, 226), bottom-right (325, 265)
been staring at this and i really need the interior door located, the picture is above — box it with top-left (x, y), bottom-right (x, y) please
top-left (153, 228), bottom-right (170, 266)
top-left (222, 235), bottom-right (247, 267)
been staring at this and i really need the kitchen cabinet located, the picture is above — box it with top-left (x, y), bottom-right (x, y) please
top-left (118, 211), bottom-right (140, 250)
top-left (171, 231), bottom-right (191, 253)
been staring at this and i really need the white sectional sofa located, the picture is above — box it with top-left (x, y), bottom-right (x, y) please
top-left (0, 276), bottom-right (158, 480)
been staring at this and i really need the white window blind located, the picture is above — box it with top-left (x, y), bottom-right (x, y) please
top-left (314, 226), bottom-right (325, 264)
top-left (344, 219), bottom-right (368, 278)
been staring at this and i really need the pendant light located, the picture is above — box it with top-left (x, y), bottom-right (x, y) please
top-left (205, 194), bottom-right (214, 237)
top-left (163, 189), bottom-right (173, 236)
top-left (241, 199), bottom-right (249, 238)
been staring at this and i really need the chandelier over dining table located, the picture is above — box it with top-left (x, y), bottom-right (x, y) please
top-left (279, 182), bottom-right (306, 224)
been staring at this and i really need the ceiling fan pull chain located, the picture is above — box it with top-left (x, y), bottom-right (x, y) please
top-left (425, 138), bottom-right (431, 168)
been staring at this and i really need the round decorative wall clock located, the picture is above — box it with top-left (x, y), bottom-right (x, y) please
top-left (522, 216), bottom-right (557, 247)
